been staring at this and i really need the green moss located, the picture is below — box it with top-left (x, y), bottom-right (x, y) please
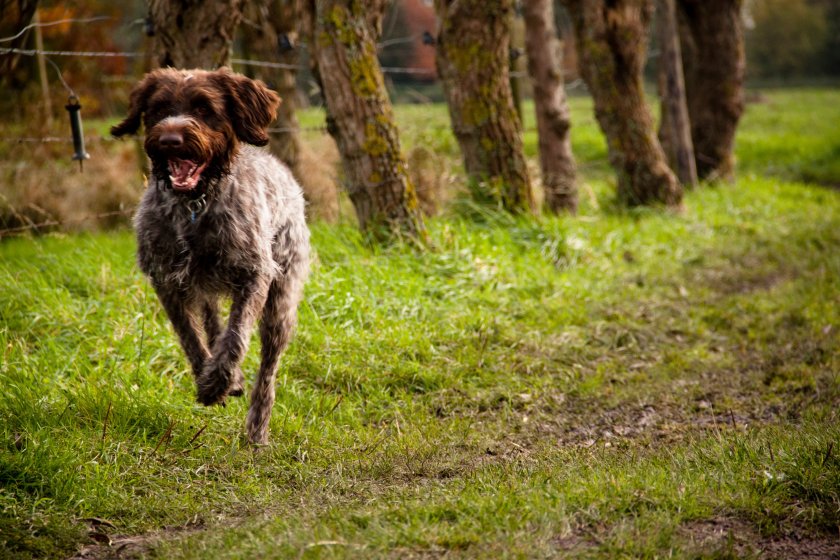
top-left (324, 4), bottom-right (356, 45)
top-left (450, 42), bottom-right (482, 75)
top-left (363, 121), bottom-right (389, 157)
top-left (462, 98), bottom-right (491, 126)
top-left (316, 31), bottom-right (333, 49)
top-left (349, 0), bottom-right (365, 19)
top-left (348, 57), bottom-right (379, 97)
top-left (327, 5), bottom-right (345, 30)
top-left (395, 160), bottom-right (421, 212)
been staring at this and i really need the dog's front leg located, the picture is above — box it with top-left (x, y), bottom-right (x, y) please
top-left (153, 282), bottom-right (211, 378)
top-left (196, 276), bottom-right (271, 406)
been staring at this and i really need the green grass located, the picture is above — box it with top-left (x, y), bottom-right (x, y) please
top-left (1, 89), bottom-right (840, 559)
top-left (736, 89), bottom-right (840, 186)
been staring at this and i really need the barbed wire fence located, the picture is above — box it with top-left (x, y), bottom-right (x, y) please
top-left (0, 13), bottom-right (596, 238)
top-left (0, 42), bottom-right (584, 141)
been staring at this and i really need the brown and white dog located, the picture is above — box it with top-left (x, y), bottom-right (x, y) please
top-left (112, 68), bottom-right (310, 444)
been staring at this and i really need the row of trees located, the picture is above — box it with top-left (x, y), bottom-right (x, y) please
top-left (32, 0), bottom-right (745, 239)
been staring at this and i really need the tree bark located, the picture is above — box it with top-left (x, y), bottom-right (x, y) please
top-left (148, 0), bottom-right (244, 69)
top-left (656, 0), bottom-right (697, 187)
top-left (240, 0), bottom-right (302, 172)
top-left (435, 0), bottom-right (536, 214)
top-left (523, 0), bottom-right (577, 213)
top-left (242, 0), bottom-right (340, 222)
top-left (562, 0), bottom-right (682, 208)
top-left (308, 0), bottom-right (424, 238)
top-left (0, 0), bottom-right (39, 88)
top-left (675, 0), bottom-right (745, 181)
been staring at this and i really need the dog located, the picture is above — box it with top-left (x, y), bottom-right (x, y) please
top-left (112, 67), bottom-right (310, 444)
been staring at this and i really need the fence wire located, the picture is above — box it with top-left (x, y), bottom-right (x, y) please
top-left (0, 13), bottom-right (595, 237)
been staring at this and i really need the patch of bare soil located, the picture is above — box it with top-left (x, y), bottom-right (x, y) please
top-left (68, 518), bottom-right (204, 560)
top-left (493, 382), bottom-right (789, 454)
top-left (680, 517), bottom-right (840, 559)
top-left (545, 517), bottom-right (840, 558)
top-left (690, 253), bottom-right (795, 297)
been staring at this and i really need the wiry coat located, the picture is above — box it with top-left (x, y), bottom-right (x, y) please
top-left (114, 68), bottom-right (309, 444)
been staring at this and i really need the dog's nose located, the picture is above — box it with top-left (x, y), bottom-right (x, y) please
top-left (159, 132), bottom-right (183, 149)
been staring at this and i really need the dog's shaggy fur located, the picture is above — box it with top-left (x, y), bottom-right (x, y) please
top-left (112, 68), bottom-right (310, 444)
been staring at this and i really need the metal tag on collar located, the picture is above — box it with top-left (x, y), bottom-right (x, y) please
top-left (186, 195), bottom-right (207, 222)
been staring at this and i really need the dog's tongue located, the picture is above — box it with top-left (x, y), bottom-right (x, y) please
top-left (168, 158), bottom-right (207, 192)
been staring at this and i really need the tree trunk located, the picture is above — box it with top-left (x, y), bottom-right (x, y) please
top-left (242, 0), bottom-right (340, 222)
top-left (562, 0), bottom-right (682, 208)
top-left (0, 0), bottom-right (39, 88)
top-left (523, 0), bottom-right (577, 213)
top-left (308, 0), bottom-right (424, 239)
top-left (148, 0), bottom-right (244, 69)
top-left (434, 0), bottom-right (535, 214)
top-left (657, 0), bottom-right (697, 187)
top-left (239, 0), bottom-right (302, 171)
top-left (676, 0), bottom-right (745, 181)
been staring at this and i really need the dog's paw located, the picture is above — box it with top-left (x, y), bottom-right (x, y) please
top-left (196, 361), bottom-right (233, 406)
top-left (196, 382), bottom-right (227, 407)
top-left (228, 367), bottom-right (245, 398)
top-left (196, 361), bottom-right (246, 405)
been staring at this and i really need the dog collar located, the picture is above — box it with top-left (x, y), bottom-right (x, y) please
top-left (185, 194), bottom-right (208, 222)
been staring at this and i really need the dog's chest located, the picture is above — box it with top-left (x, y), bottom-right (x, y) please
top-left (179, 212), bottom-right (264, 280)
top-left (138, 202), bottom-right (268, 290)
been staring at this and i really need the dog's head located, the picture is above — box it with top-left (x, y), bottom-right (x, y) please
top-left (112, 68), bottom-right (280, 193)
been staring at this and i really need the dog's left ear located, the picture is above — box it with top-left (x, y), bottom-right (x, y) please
top-left (211, 68), bottom-right (281, 146)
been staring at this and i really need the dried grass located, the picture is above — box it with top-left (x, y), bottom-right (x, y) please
top-left (295, 135), bottom-right (341, 224)
top-left (406, 145), bottom-right (448, 216)
top-left (0, 127), bottom-right (450, 235)
top-left (0, 139), bottom-right (144, 235)
top-left (0, 131), bottom-right (347, 235)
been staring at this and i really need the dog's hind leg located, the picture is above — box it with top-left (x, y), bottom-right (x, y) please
top-left (246, 276), bottom-right (303, 445)
top-left (197, 277), bottom-right (271, 406)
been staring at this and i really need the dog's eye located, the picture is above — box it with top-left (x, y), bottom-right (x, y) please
top-left (193, 102), bottom-right (212, 116)
top-left (146, 102), bottom-right (170, 121)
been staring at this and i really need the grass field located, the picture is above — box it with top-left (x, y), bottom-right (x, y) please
top-left (1, 89), bottom-right (839, 559)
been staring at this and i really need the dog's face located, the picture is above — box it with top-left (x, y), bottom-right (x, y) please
top-left (112, 68), bottom-right (280, 193)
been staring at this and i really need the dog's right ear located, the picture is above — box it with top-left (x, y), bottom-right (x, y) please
top-left (111, 72), bottom-right (161, 137)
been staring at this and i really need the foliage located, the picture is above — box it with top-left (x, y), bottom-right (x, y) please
top-left (745, 0), bottom-right (832, 80)
top-left (0, 89), bottom-right (839, 558)
top-left (0, 0), bottom-right (146, 121)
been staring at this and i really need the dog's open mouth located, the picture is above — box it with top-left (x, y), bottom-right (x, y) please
top-left (168, 157), bottom-right (208, 192)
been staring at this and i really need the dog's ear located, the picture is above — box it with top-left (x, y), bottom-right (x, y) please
top-left (111, 71), bottom-right (165, 137)
top-left (211, 68), bottom-right (281, 146)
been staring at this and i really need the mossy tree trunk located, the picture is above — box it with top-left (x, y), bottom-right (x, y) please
top-left (434, 0), bottom-right (536, 214)
top-left (657, 0), bottom-right (697, 187)
top-left (561, 0), bottom-right (682, 208)
top-left (240, 0), bottom-right (303, 173)
top-left (675, 0), bottom-right (745, 181)
top-left (523, 0), bottom-right (577, 213)
top-left (308, 0), bottom-right (424, 239)
top-left (149, 0), bottom-right (244, 69)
